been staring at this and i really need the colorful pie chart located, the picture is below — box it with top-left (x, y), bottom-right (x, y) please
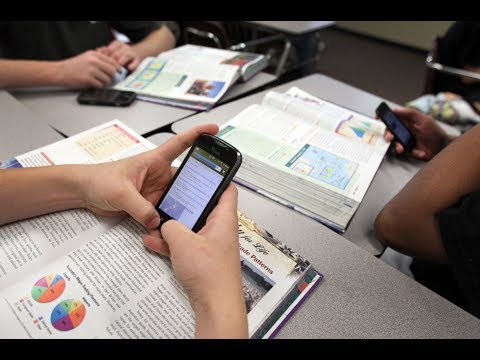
top-left (31, 274), bottom-right (66, 303)
top-left (51, 299), bottom-right (86, 332)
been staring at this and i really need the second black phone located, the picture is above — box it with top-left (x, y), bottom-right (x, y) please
top-left (376, 102), bottom-right (416, 152)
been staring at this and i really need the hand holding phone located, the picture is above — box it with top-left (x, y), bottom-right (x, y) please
top-left (376, 102), bottom-right (416, 152)
top-left (155, 134), bottom-right (242, 232)
top-left (77, 89), bottom-right (136, 107)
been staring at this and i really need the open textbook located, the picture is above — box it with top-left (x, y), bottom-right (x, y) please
top-left (217, 87), bottom-right (391, 233)
top-left (114, 44), bottom-right (268, 111)
top-left (0, 120), bottom-right (321, 339)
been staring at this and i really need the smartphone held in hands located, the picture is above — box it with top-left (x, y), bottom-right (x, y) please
top-left (77, 89), bottom-right (136, 107)
top-left (155, 134), bottom-right (242, 232)
top-left (376, 102), bottom-right (416, 152)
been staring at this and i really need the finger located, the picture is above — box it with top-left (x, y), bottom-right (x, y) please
top-left (96, 52), bottom-right (123, 72)
top-left (114, 183), bottom-right (160, 228)
top-left (107, 40), bottom-right (124, 52)
top-left (394, 142), bottom-right (404, 154)
top-left (96, 46), bottom-right (108, 55)
top-left (117, 53), bottom-right (134, 67)
top-left (161, 220), bottom-right (194, 252)
top-left (92, 69), bottom-right (112, 86)
top-left (384, 130), bottom-right (394, 142)
top-left (144, 230), bottom-right (171, 256)
top-left (97, 60), bottom-right (117, 78)
top-left (205, 184), bottom-right (238, 223)
top-left (412, 149), bottom-right (428, 160)
top-left (87, 77), bottom-right (104, 89)
top-left (127, 58), bottom-right (140, 72)
top-left (159, 124), bottom-right (220, 162)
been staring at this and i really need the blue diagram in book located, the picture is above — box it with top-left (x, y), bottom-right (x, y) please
top-left (286, 144), bottom-right (358, 190)
top-left (335, 118), bottom-right (382, 145)
top-left (125, 58), bottom-right (167, 90)
top-left (0, 158), bottom-right (23, 169)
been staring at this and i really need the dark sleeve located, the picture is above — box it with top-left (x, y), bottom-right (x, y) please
top-left (440, 21), bottom-right (480, 68)
top-left (0, 21), bottom-right (8, 57)
top-left (436, 190), bottom-right (480, 318)
top-left (109, 21), bottom-right (179, 43)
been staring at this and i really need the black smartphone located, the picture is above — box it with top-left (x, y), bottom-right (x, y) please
top-left (77, 89), bottom-right (136, 107)
top-left (375, 102), bottom-right (416, 152)
top-left (155, 134), bottom-right (242, 232)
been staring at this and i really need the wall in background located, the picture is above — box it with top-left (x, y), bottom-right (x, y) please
top-left (336, 21), bottom-right (454, 51)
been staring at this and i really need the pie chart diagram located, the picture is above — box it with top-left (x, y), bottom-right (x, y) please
top-left (51, 299), bottom-right (86, 331)
top-left (31, 274), bottom-right (66, 303)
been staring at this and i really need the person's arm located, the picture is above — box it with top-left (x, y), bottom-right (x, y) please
top-left (375, 123), bottom-right (480, 263)
top-left (100, 24), bottom-right (176, 72)
top-left (131, 24), bottom-right (176, 61)
top-left (0, 59), bottom-right (61, 88)
top-left (0, 165), bottom-right (84, 225)
top-left (0, 123), bottom-right (218, 227)
top-left (0, 51), bottom-right (122, 89)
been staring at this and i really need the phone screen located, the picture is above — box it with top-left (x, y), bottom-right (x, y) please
top-left (383, 110), bottom-right (413, 145)
top-left (376, 102), bottom-right (415, 151)
top-left (157, 146), bottom-right (230, 229)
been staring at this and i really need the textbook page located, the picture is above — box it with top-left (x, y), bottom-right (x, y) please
top-left (0, 211), bottom-right (317, 338)
top-left (217, 89), bottom-right (390, 231)
top-left (114, 45), bottom-right (266, 110)
top-left (262, 89), bottom-right (389, 153)
top-left (115, 55), bottom-right (240, 110)
top-left (158, 45), bottom-right (267, 82)
top-left (0, 121), bottom-right (156, 290)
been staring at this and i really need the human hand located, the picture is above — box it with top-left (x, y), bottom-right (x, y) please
top-left (143, 184), bottom-right (248, 338)
top-left (54, 50), bottom-right (122, 88)
top-left (384, 107), bottom-right (453, 160)
top-left (98, 40), bottom-right (141, 72)
top-left (78, 124), bottom-right (219, 229)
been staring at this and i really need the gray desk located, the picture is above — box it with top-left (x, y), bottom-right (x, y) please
top-left (12, 89), bottom-right (195, 137)
top-left (0, 91), bottom-right (63, 162)
top-left (11, 72), bottom-right (275, 138)
top-left (246, 21), bottom-right (336, 35)
top-left (221, 72), bottom-right (276, 104)
top-left (145, 132), bottom-right (175, 147)
top-left (172, 74), bottom-right (460, 255)
top-left (146, 133), bottom-right (480, 338)
top-left (242, 187), bottom-right (480, 338)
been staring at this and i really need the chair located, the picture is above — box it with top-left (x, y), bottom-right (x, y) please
top-left (423, 22), bottom-right (480, 102)
top-left (182, 21), bottom-right (232, 49)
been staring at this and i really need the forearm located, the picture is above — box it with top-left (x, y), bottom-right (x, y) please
top-left (0, 59), bottom-right (62, 88)
top-left (131, 25), bottom-right (176, 60)
top-left (193, 283), bottom-right (248, 339)
top-left (0, 166), bottom-right (85, 225)
top-left (375, 195), bottom-right (446, 262)
top-left (375, 124), bottom-right (480, 262)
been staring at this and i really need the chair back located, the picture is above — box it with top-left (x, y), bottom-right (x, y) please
top-left (181, 21), bottom-right (231, 49)
top-left (423, 22), bottom-right (480, 103)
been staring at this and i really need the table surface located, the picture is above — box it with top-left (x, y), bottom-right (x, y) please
top-left (10, 72), bottom-right (275, 137)
top-left (171, 74), bottom-right (460, 256)
top-left (146, 131), bottom-right (480, 338)
top-left (0, 91), bottom-right (64, 162)
top-left (245, 21), bottom-right (336, 35)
